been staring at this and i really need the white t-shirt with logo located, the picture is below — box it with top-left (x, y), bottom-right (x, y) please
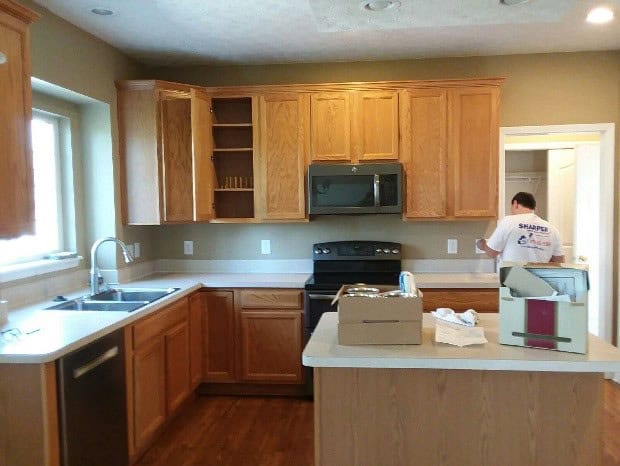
top-left (486, 213), bottom-right (563, 263)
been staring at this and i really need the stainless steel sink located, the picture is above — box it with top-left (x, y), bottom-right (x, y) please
top-left (46, 300), bottom-right (148, 312)
top-left (44, 287), bottom-right (180, 312)
top-left (89, 287), bottom-right (178, 303)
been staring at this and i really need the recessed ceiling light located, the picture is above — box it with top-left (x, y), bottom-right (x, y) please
top-left (500, 0), bottom-right (530, 5)
top-left (90, 7), bottom-right (114, 16)
top-left (361, 1), bottom-right (401, 12)
top-left (586, 6), bottom-right (614, 24)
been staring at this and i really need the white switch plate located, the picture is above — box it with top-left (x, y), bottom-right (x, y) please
top-left (447, 239), bottom-right (458, 254)
top-left (475, 239), bottom-right (485, 254)
top-left (261, 239), bottom-right (271, 255)
top-left (133, 242), bottom-right (141, 258)
top-left (184, 240), bottom-right (194, 255)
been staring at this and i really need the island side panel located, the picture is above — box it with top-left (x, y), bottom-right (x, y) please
top-left (0, 362), bottom-right (59, 466)
top-left (314, 367), bottom-right (602, 466)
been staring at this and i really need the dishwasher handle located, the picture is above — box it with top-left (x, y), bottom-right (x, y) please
top-left (73, 346), bottom-right (119, 379)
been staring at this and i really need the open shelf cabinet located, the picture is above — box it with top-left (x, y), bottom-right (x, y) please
top-left (210, 97), bottom-right (256, 220)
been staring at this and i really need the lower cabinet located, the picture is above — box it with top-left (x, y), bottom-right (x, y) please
top-left (200, 288), bottom-right (304, 388)
top-left (420, 288), bottom-right (499, 312)
top-left (128, 297), bottom-right (193, 458)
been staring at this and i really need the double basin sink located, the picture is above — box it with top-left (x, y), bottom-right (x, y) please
top-left (45, 287), bottom-right (180, 312)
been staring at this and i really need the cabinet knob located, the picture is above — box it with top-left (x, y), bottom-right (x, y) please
top-left (0, 53), bottom-right (6, 65)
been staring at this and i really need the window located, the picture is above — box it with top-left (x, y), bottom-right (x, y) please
top-left (0, 112), bottom-right (65, 265)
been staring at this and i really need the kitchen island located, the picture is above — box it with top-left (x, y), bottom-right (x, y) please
top-left (303, 312), bottom-right (620, 466)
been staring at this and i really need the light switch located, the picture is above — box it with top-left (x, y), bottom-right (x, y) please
top-left (447, 239), bottom-right (458, 254)
top-left (133, 242), bottom-right (141, 258)
top-left (184, 241), bottom-right (194, 255)
top-left (261, 239), bottom-right (271, 255)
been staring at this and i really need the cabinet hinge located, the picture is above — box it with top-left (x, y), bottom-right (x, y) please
top-left (211, 155), bottom-right (215, 161)
top-left (209, 107), bottom-right (213, 113)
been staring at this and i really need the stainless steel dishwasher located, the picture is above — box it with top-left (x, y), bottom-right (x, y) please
top-left (57, 328), bottom-right (128, 466)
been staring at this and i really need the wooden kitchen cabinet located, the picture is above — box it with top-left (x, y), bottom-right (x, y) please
top-left (188, 293), bottom-right (203, 388)
top-left (116, 81), bottom-right (214, 224)
top-left (210, 96), bottom-right (257, 220)
top-left (420, 288), bottom-right (499, 312)
top-left (310, 90), bottom-right (398, 163)
top-left (400, 84), bottom-right (500, 219)
top-left (239, 289), bottom-right (304, 384)
top-left (352, 90), bottom-right (399, 161)
top-left (0, 0), bottom-right (39, 238)
top-left (257, 93), bottom-right (309, 221)
top-left (202, 290), bottom-right (236, 382)
top-left (128, 297), bottom-right (192, 456)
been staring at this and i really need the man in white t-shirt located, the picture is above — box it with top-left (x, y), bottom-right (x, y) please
top-left (477, 192), bottom-right (565, 263)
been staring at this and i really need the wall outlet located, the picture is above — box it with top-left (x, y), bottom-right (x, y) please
top-left (447, 239), bottom-right (458, 254)
top-left (133, 242), bottom-right (141, 259)
top-left (475, 239), bottom-right (485, 254)
top-left (126, 244), bottom-right (135, 258)
top-left (261, 239), bottom-right (271, 255)
top-left (183, 240), bottom-right (194, 255)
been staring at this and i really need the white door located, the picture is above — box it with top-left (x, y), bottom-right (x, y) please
top-left (547, 149), bottom-right (576, 261)
top-left (574, 143), bottom-right (601, 334)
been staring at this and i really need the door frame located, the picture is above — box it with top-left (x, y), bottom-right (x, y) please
top-left (499, 123), bottom-right (615, 343)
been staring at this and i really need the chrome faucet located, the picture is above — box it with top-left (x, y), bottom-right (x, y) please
top-left (89, 237), bottom-right (134, 295)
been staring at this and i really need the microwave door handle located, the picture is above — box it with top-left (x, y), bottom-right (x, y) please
top-left (373, 174), bottom-right (380, 207)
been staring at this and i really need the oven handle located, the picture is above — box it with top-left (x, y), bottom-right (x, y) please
top-left (307, 293), bottom-right (338, 300)
top-left (373, 174), bottom-right (380, 207)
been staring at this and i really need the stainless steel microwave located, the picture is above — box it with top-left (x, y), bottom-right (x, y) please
top-left (308, 163), bottom-right (402, 215)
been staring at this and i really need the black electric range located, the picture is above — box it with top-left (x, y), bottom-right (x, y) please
top-left (303, 240), bottom-right (401, 394)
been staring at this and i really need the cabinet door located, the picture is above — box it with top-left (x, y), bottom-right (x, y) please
top-left (310, 92), bottom-right (351, 162)
top-left (400, 89), bottom-right (448, 218)
top-left (165, 321), bottom-right (191, 414)
top-left (257, 93), bottom-right (309, 220)
top-left (202, 291), bottom-right (236, 382)
top-left (448, 87), bottom-right (499, 217)
top-left (188, 293), bottom-right (203, 388)
top-left (352, 91), bottom-right (399, 161)
top-left (133, 337), bottom-right (166, 451)
top-left (239, 311), bottom-right (303, 383)
top-left (191, 89), bottom-right (216, 221)
top-left (160, 92), bottom-right (194, 222)
top-left (0, 8), bottom-right (35, 237)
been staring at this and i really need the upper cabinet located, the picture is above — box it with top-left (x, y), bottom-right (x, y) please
top-left (256, 93), bottom-right (309, 221)
top-left (0, 0), bottom-right (39, 238)
top-left (310, 90), bottom-right (399, 163)
top-left (117, 79), bottom-right (501, 223)
top-left (400, 83), bottom-right (500, 219)
top-left (209, 96), bottom-right (257, 221)
top-left (116, 81), bottom-right (214, 225)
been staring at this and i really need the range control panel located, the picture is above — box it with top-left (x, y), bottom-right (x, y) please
top-left (312, 241), bottom-right (401, 261)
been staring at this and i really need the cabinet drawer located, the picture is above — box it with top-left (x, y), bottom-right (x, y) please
top-left (133, 298), bottom-right (188, 349)
top-left (420, 288), bottom-right (498, 313)
top-left (241, 290), bottom-right (302, 310)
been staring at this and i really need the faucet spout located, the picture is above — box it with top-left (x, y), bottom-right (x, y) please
top-left (90, 237), bottom-right (134, 295)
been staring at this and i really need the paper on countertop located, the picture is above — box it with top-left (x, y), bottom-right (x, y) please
top-left (434, 320), bottom-right (488, 347)
top-left (431, 308), bottom-right (478, 327)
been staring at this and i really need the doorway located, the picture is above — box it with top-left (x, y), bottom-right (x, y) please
top-left (499, 124), bottom-right (615, 343)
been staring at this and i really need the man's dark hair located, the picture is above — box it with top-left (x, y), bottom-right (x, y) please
top-left (511, 192), bottom-right (536, 209)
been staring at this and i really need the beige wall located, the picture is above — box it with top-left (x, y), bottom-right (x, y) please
top-left (22, 0), bottom-right (153, 265)
top-left (148, 52), bottom-right (620, 260)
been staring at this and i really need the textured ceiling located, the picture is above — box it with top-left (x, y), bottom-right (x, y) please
top-left (33, 0), bottom-right (620, 66)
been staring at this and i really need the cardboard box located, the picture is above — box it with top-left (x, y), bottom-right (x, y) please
top-left (498, 264), bottom-right (589, 354)
top-left (336, 285), bottom-right (423, 345)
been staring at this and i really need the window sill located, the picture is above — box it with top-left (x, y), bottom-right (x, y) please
top-left (0, 257), bottom-right (82, 284)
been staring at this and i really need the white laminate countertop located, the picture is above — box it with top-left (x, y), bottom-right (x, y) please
top-left (0, 271), bottom-right (498, 364)
top-left (302, 312), bottom-right (620, 373)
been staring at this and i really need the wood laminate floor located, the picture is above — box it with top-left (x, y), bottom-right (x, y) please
top-left (136, 380), bottom-right (620, 466)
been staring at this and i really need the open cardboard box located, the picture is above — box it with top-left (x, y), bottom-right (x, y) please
top-left (499, 263), bottom-right (589, 354)
top-left (335, 285), bottom-right (423, 345)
